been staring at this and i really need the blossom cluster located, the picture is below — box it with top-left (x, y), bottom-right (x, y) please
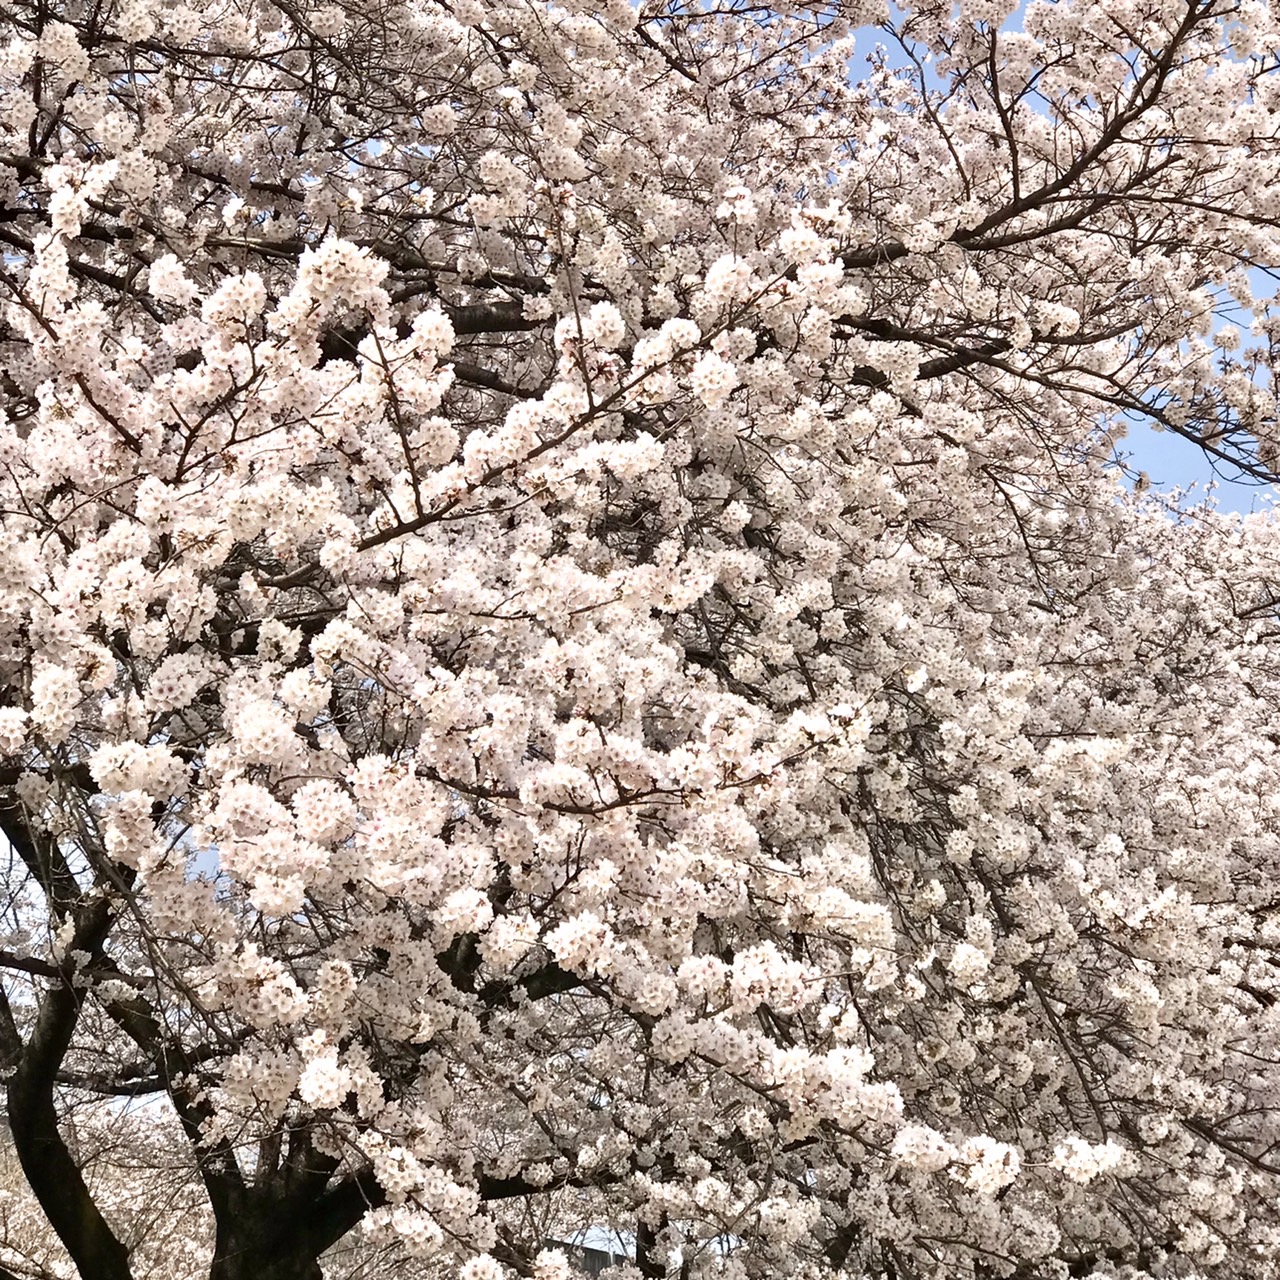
top-left (0, 0), bottom-right (1279, 1278)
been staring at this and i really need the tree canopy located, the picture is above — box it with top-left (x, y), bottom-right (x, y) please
top-left (1, 0), bottom-right (1280, 1278)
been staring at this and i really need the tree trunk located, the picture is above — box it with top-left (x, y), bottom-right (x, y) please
top-left (209, 1218), bottom-right (324, 1280)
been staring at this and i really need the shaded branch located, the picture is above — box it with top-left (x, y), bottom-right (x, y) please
top-left (6, 896), bottom-right (134, 1280)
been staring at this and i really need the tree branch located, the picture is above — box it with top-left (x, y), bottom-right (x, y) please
top-left (6, 897), bottom-right (134, 1280)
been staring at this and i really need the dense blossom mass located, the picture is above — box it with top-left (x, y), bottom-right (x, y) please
top-left (2, 0), bottom-right (1280, 1278)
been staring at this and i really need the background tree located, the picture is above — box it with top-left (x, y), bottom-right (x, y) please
top-left (1, 0), bottom-right (1280, 1278)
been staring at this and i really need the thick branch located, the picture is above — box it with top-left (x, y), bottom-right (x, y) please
top-left (6, 897), bottom-right (133, 1280)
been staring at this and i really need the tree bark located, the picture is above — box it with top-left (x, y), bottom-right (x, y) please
top-left (209, 1216), bottom-right (326, 1280)
top-left (5, 897), bottom-right (134, 1280)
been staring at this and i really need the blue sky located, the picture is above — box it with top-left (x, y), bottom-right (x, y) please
top-left (1121, 423), bottom-right (1276, 513)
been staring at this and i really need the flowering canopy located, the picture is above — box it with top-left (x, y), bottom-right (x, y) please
top-left (3, 0), bottom-right (1280, 1278)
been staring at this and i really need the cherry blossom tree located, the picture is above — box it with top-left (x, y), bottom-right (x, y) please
top-left (4, 0), bottom-right (1280, 1278)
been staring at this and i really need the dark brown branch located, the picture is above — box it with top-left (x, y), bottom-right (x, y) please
top-left (6, 897), bottom-right (134, 1280)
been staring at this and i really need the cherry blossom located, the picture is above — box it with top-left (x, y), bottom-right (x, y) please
top-left (0, 0), bottom-right (1279, 1278)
